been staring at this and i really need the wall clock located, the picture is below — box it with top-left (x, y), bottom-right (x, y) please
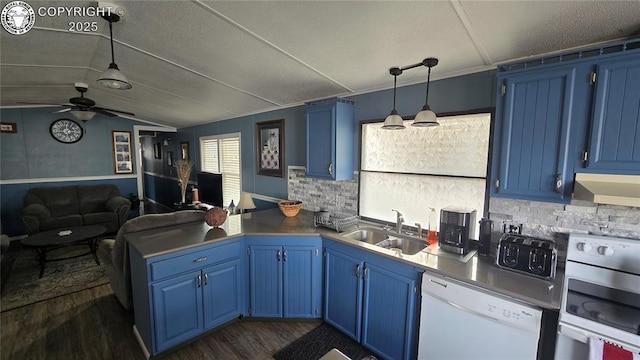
top-left (50, 118), bottom-right (83, 144)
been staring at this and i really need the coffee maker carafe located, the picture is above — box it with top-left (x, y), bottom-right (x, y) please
top-left (438, 206), bottom-right (477, 255)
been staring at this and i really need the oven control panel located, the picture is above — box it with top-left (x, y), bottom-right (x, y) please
top-left (568, 234), bottom-right (640, 274)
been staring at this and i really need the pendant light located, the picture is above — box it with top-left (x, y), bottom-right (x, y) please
top-left (381, 67), bottom-right (405, 130)
top-left (412, 58), bottom-right (439, 127)
top-left (97, 13), bottom-right (132, 90)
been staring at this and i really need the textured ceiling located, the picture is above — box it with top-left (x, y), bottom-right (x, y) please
top-left (1, 0), bottom-right (639, 128)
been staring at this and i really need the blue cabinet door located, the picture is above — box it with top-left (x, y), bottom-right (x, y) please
top-left (249, 245), bottom-right (283, 317)
top-left (492, 66), bottom-right (578, 202)
top-left (324, 248), bottom-right (364, 341)
top-left (202, 259), bottom-right (242, 330)
top-left (152, 270), bottom-right (203, 353)
top-left (283, 245), bottom-right (322, 318)
top-left (306, 99), bottom-right (354, 180)
top-left (587, 54), bottom-right (640, 173)
top-left (362, 263), bottom-right (417, 360)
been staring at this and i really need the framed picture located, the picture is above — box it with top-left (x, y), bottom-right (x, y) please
top-left (112, 131), bottom-right (133, 174)
top-left (256, 119), bottom-right (284, 177)
top-left (181, 142), bottom-right (189, 160)
top-left (167, 151), bottom-right (173, 166)
top-left (0, 122), bottom-right (17, 133)
top-left (154, 142), bottom-right (162, 159)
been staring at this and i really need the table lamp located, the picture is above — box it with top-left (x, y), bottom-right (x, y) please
top-left (237, 192), bottom-right (256, 213)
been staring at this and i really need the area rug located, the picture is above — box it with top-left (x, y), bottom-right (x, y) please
top-left (274, 323), bottom-right (376, 360)
top-left (0, 245), bottom-right (109, 312)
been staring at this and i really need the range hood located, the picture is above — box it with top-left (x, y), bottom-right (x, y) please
top-left (573, 173), bottom-right (640, 207)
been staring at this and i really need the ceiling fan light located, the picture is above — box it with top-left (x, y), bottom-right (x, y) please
top-left (412, 107), bottom-right (439, 127)
top-left (97, 63), bottom-right (132, 90)
top-left (382, 111), bottom-right (406, 130)
top-left (70, 110), bottom-right (96, 121)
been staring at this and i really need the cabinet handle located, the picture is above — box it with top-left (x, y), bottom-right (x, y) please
top-left (283, 250), bottom-right (287, 262)
top-left (204, 273), bottom-right (208, 286)
top-left (328, 163), bottom-right (333, 176)
top-left (193, 256), bottom-right (208, 263)
top-left (364, 267), bottom-right (369, 280)
top-left (355, 264), bottom-right (361, 278)
top-left (277, 250), bottom-right (281, 262)
top-left (197, 274), bottom-right (202, 288)
top-left (555, 174), bottom-right (563, 193)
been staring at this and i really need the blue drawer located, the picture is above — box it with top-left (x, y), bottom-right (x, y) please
top-left (150, 241), bottom-right (241, 282)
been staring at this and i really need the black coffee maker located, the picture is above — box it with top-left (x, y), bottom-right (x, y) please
top-left (438, 207), bottom-right (477, 255)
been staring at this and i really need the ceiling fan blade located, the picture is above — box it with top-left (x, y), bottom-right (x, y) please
top-left (17, 101), bottom-right (71, 106)
top-left (93, 108), bottom-right (118, 117)
top-left (54, 108), bottom-right (72, 113)
top-left (93, 106), bottom-right (135, 116)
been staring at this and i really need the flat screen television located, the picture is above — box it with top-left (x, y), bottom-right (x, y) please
top-left (196, 171), bottom-right (223, 207)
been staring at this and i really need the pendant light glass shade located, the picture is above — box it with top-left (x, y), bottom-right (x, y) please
top-left (412, 57), bottom-right (439, 127)
top-left (382, 67), bottom-right (405, 130)
top-left (97, 63), bottom-right (132, 90)
top-left (97, 14), bottom-right (132, 90)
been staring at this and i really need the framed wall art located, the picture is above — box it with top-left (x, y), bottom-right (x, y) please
top-left (154, 142), bottom-right (162, 159)
top-left (112, 131), bottom-right (133, 174)
top-left (256, 119), bottom-right (284, 177)
top-left (167, 151), bottom-right (173, 166)
top-left (181, 142), bottom-right (189, 160)
top-left (0, 122), bottom-right (17, 133)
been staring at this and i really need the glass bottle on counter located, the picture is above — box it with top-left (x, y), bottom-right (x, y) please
top-left (427, 207), bottom-right (438, 245)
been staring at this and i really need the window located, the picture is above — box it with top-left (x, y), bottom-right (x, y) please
top-left (359, 113), bottom-right (491, 238)
top-left (200, 133), bottom-right (241, 207)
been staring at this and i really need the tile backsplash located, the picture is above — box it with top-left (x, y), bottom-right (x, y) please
top-left (489, 197), bottom-right (640, 241)
top-left (287, 167), bottom-right (358, 216)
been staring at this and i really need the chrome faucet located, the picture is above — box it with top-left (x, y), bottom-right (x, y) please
top-left (415, 222), bottom-right (422, 238)
top-left (392, 209), bottom-right (404, 234)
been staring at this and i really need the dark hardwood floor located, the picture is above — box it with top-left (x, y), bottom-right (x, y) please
top-left (0, 283), bottom-right (320, 360)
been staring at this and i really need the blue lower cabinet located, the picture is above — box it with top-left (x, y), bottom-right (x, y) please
top-left (247, 236), bottom-right (322, 318)
top-left (323, 240), bottom-right (421, 360)
top-left (324, 247), bottom-right (364, 340)
top-left (130, 237), bottom-right (243, 356)
top-left (203, 259), bottom-right (243, 330)
top-left (152, 271), bottom-right (203, 352)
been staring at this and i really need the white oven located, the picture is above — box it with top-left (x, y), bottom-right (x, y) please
top-left (555, 234), bottom-right (640, 359)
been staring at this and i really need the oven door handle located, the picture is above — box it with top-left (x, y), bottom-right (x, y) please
top-left (558, 323), bottom-right (640, 354)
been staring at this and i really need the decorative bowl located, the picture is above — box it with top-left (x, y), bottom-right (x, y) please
top-left (278, 200), bottom-right (303, 217)
top-left (205, 206), bottom-right (228, 227)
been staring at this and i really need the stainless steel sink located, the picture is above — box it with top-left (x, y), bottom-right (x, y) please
top-left (342, 227), bottom-right (427, 255)
top-left (376, 237), bottom-right (428, 255)
top-left (342, 228), bottom-right (389, 244)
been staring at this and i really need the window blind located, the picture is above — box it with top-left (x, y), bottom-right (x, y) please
top-left (199, 134), bottom-right (241, 207)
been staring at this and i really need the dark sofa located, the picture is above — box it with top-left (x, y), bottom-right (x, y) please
top-left (21, 184), bottom-right (131, 235)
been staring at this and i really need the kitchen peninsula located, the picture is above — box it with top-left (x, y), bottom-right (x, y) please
top-left (126, 208), bottom-right (563, 359)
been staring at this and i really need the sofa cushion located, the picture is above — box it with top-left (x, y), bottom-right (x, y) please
top-left (40, 215), bottom-right (83, 231)
top-left (26, 186), bottom-right (79, 217)
top-left (83, 212), bottom-right (118, 225)
top-left (77, 185), bottom-right (120, 214)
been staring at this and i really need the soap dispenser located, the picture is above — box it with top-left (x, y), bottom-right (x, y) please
top-left (427, 207), bottom-right (438, 245)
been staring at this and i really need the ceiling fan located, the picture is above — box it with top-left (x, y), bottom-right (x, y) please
top-left (17, 82), bottom-right (135, 120)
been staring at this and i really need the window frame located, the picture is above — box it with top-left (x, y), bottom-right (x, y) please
top-left (199, 132), bottom-right (242, 207)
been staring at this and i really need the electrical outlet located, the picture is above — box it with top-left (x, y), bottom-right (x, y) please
top-left (502, 222), bottom-right (523, 234)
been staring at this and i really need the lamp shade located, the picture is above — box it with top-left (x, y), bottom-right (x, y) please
top-left (70, 110), bottom-right (96, 121)
top-left (412, 107), bottom-right (439, 127)
top-left (382, 112), bottom-right (406, 130)
top-left (97, 63), bottom-right (132, 90)
top-left (237, 192), bottom-right (256, 210)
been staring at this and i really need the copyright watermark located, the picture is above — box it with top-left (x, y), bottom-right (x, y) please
top-left (1, 1), bottom-right (125, 35)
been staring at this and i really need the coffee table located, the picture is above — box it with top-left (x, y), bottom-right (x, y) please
top-left (21, 225), bottom-right (107, 278)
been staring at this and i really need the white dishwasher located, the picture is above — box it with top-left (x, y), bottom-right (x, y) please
top-left (418, 272), bottom-right (542, 360)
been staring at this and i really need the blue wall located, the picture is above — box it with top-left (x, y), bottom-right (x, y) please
top-left (166, 70), bottom-right (497, 205)
top-left (0, 107), bottom-right (145, 236)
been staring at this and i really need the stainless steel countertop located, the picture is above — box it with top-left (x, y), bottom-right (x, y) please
top-left (125, 208), bottom-right (563, 310)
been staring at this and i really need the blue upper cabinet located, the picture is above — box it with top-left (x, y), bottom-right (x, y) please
top-left (306, 98), bottom-right (355, 180)
top-left (492, 65), bottom-right (580, 203)
top-left (585, 54), bottom-right (640, 173)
